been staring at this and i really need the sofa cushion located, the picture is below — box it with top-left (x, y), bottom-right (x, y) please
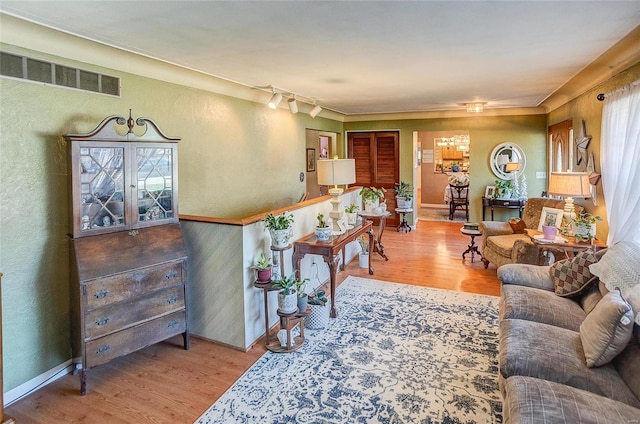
top-left (503, 376), bottom-right (640, 424)
top-left (580, 289), bottom-right (634, 367)
top-left (499, 319), bottom-right (640, 406)
top-left (498, 263), bottom-right (555, 291)
top-left (550, 251), bottom-right (599, 297)
top-left (486, 233), bottom-right (531, 258)
top-left (613, 340), bottom-right (640, 405)
top-left (580, 283), bottom-right (604, 315)
top-left (500, 284), bottom-right (586, 331)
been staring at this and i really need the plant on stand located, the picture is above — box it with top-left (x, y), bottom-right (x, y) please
top-left (264, 212), bottom-right (294, 248)
top-left (394, 181), bottom-right (414, 209)
top-left (344, 203), bottom-right (359, 226)
top-left (315, 213), bottom-right (332, 241)
top-left (360, 187), bottom-right (386, 213)
top-left (251, 252), bottom-right (272, 282)
top-left (572, 212), bottom-right (602, 242)
top-left (272, 273), bottom-right (300, 314)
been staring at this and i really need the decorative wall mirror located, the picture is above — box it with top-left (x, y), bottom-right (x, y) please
top-left (490, 142), bottom-right (526, 180)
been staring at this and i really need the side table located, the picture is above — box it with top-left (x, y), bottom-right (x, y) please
top-left (253, 280), bottom-right (310, 353)
top-left (357, 211), bottom-right (391, 260)
top-left (526, 229), bottom-right (607, 265)
top-left (395, 208), bottom-right (413, 233)
top-left (459, 226), bottom-right (482, 263)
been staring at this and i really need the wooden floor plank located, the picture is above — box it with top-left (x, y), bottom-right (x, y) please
top-left (6, 220), bottom-right (499, 423)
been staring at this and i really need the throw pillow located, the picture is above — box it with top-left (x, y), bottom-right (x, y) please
top-left (550, 251), bottom-right (599, 297)
top-left (589, 241), bottom-right (640, 293)
top-left (508, 218), bottom-right (527, 234)
top-left (580, 289), bottom-right (634, 367)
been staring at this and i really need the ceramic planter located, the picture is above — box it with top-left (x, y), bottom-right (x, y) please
top-left (573, 222), bottom-right (596, 241)
top-left (542, 225), bottom-right (557, 240)
top-left (270, 228), bottom-right (292, 248)
top-left (359, 252), bottom-right (369, 268)
top-left (397, 197), bottom-right (412, 209)
top-left (315, 226), bottom-right (332, 241)
top-left (305, 302), bottom-right (330, 330)
top-left (297, 295), bottom-right (308, 313)
top-left (256, 267), bottom-right (272, 282)
top-left (278, 290), bottom-right (297, 314)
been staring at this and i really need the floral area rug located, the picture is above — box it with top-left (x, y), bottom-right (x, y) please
top-left (195, 276), bottom-right (502, 424)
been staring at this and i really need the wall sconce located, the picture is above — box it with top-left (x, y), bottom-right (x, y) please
top-left (465, 102), bottom-right (485, 113)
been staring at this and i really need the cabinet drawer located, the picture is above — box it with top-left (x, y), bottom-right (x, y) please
top-left (83, 261), bottom-right (184, 310)
top-left (84, 285), bottom-right (185, 340)
top-left (85, 310), bottom-right (186, 369)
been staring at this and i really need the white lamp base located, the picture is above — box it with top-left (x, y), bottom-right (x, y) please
top-left (328, 186), bottom-right (345, 234)
top-left (563, 196), bottom-right (576, 235)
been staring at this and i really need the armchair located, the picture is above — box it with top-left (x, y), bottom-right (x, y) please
top-left (480, 198), bottom-right (566, 269)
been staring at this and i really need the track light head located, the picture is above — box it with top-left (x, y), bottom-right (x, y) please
top-left (268, 92), bottom-right (282, 109)
top-left (309, 104), bottom-right (322, 118)
top-left (288, 98), bottom-right (298, 114)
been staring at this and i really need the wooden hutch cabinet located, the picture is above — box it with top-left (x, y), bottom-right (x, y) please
top-left (66, 114), bottom-right (189, 395)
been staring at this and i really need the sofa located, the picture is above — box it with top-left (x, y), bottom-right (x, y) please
top-left (497, 241), bottom-right (640, 423)
top-left (480, 197), bottom-right (567, 269)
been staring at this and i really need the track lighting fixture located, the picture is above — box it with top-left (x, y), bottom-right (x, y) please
top-left (309, 104), bottom-right (322, 118)
top-left (288, 97), bottom-right (298, 114)
top-left (267, 92), bottom-right (283, 109)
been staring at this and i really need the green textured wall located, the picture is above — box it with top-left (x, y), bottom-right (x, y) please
top-left (0, 43), bottom-right (342, 393)
top-left (344, 115), bottom-right (548, 223)
top-left (547, 62), bottom-right (640, 241)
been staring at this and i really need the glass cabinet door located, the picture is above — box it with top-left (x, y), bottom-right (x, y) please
top-left (134, 146), bottom-right (175, 225)
top-left (78, 146), bottom-right (126, 233)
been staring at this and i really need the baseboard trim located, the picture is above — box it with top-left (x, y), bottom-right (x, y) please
top-left (4, 359), bottom-right (73, 407)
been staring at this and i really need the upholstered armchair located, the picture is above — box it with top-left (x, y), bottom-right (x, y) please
top-left (479, 198), bottom-right (566, 269)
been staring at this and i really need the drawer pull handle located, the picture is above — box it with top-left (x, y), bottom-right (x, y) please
top-left (95, 317), bottom-right (109, 326)
top-left (94, 290), bottom-right (108, 299)
top-left (167, 295), bottom-right (178, 305)
top-left (168, 320), bottom-right (179, 328)
top-left (96, 345), bottom-right (110, 355)
top-left (166, 271), bottom-right (178, 280)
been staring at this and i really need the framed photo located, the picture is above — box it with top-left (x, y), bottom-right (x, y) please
top-left (484, 186), bottom-right (496, 198)
top-left (538, 207), bottom-right (564, 231)
top-left (306, 148), bottom-right (316, 172)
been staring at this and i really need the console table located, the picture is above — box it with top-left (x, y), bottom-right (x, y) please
top-left (482, 197), bottom-right (526, 220)
top-left (293, 220), bottom-right (374, 318)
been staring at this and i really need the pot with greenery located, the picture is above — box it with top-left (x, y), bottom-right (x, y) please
top-left (360, 186), bottom-right (386, 213)
top-left (344, 203), bottom-right (359, 226)
top-left (394, 181), bottom-right (414, 209)
top-left (305, 290), bottom-right (330, 330)
top-left (271, 273), bottom-right (300, 314)
top-left (295, 276), bottom-right (310, 313)
top-left (315, 213), bottom-right (332, 241)
top-left (572, 212), bottom-right (602, 242)
top-left (451, 161), bottom-right (460, 172)
top-left (494, 179), bottom-right (513, 199)
top-left (264, 212), bottom-right (294, 248)
top-left (358, 234), bottom-right (370, 268)
top-left (251, 252), bottom-right (272, 282)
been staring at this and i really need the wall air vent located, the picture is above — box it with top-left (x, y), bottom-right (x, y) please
top-left (0, 51), bottom-right (120, 97)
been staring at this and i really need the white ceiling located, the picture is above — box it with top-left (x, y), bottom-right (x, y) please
top-left (1, 1), bottom-right (640, 115)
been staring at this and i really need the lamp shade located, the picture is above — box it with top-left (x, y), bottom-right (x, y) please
top-left (497, 154), bottom-right (510, 166)
top-left (317, 159), bottom-right (355, 186)
top-left (548, 172), bottom-right (591, 197)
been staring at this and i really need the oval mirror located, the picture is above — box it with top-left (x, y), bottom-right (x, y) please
top-left (490, 143), bottom-right (526, 180)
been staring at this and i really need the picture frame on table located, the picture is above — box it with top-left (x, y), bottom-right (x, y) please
top-left (306, 148), bottom-right (316, 172)
top-left (484, 186), bottom-right (496, 198)
top-left (538, 207), bottom-right (564, 231)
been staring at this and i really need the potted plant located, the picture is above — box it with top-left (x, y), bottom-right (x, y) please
top-left (295, 276), bottom-right (310, 313)
top-left (541, 213), bottom-right (558, 241)
top-left (451, 161), bottom-right (460, 172)
top-left (271, 273), bottom-right (300, 314)
top-left (264, 211), bottom-right (294, 248)
top-left (251, 252), bottom-right (272, 282)
top-left (305, 290), bottom-right (330, 330)
top-left (360, 186), bottom-right (386, 213)
top-left (494, 179), bottom-right (513, 199)
top-left (344, 203), bottom-right (359, 226)
top-left (394, 181), bottom-right (413, 209)
top-left (358, 234), bottom-right (370, 268)
top-left (315, 213), bottom-right (332, 241)
top-left (572, 212), bottom-right (603, 242)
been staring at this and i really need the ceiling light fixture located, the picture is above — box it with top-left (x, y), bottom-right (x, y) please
top-left (288, 97), bottom-right (298, 114)
top-left (465, 102), bottom-right (485, 113)
top-left (267, 91), bottom-right (283, 109)
top-left (309, 104), bottom-right (322, 118)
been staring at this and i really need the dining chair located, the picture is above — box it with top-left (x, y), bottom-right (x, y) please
top-left (449, 184), bottom-right (469, 221)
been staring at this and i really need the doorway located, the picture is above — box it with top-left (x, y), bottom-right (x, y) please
top-left (347, 131), bottom-right (400, 226)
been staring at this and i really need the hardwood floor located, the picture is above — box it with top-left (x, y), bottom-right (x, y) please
top-left (6, 220), bottom-right (500, 423)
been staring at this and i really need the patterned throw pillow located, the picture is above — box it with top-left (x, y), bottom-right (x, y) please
top-left (508, 218), bottom-right (527, 234)
top-left (550, 251), bottom-right (599, 297)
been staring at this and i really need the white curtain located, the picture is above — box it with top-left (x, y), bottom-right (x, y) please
top-left (600, 81), bottom-right (640, 245)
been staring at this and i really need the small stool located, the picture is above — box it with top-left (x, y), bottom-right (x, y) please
top-left (460, 226), bottom-right (482, 263)
top-left (395, 208), bottom-right (413, 233)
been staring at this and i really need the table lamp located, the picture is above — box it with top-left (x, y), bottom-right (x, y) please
top-left (317, 157), bottom-right (356, 234)
top-left (547, 172), bottom-right (591, 219)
